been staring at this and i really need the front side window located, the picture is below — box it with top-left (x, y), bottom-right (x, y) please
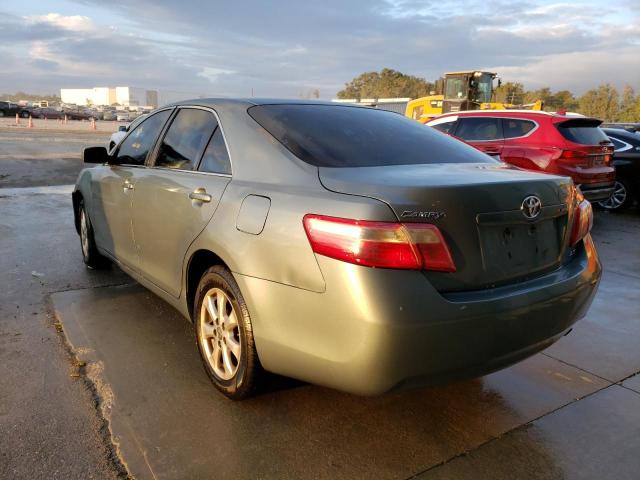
top-left (503, 119), bottom-right (536, 139)
top-left (199, 127), bottom-right (232, 174)
top-left (155, 109), bottom-right (218, 170)
top-left (455, 117), bottom-right (503, 141)
top-left (116, 110), bottom-right (171, 166)
top-left (428, 116), bottom-right (458, 134)
top-left (248, 104), bottom-right (496, 167)
top-left (445, 77), bottom-right (466, 100)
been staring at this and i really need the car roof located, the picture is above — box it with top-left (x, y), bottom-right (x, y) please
top-left (430, 110), bottom-right (600, 123)
top-left (167, 98), bottom-right (345, 109)
top-left (603, 128), bottom-right (640, 142)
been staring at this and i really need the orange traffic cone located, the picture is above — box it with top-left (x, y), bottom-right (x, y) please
top-left (15, 113), bottom-right (20, 125)
top-left (28, 116), bottom-right (33, 128)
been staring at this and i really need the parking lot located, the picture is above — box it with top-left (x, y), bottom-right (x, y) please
top-left (1, 127), bottom-right (640, 479)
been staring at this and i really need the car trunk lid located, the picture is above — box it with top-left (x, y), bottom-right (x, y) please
top-left (319, 163), bottom-right (575, 292)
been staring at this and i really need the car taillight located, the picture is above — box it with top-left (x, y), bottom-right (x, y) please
top-left (558, 149), bottom-right (612, 167)
top-left (558, 150), bottom-right (589, 167)
top-left (569, 199), bottom-right (593, 246)
top-left (303, 214), bottom-right (456, 272)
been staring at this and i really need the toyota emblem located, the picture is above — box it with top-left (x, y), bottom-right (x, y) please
top-left (521, 195), bottom-right (542, 219)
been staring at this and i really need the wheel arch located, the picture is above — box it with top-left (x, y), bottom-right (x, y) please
top-left (185, 249), bottom-right (231, 322)
top-left (72, 190), bottom-right (83, 234)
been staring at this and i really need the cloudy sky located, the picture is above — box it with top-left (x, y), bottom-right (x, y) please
top-left (1, 0), bottom-right (638, 98)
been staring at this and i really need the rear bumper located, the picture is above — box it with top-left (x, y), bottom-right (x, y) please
top-left (579, 182), bottom-right (615, 202)
top-left (236, 236), bottom-right (601, 396)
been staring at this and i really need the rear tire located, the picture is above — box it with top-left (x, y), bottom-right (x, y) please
top-left (598, 178), bottom-right (633, 211)
top-left (78, 200), bottom-right (110, 269)
top-left (194, 266), bottom-right (262, 400)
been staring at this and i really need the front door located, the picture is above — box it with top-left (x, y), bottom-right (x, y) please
top-left (89, 164), bottom-right (140, 268)
top-left (91, 108), bottom-right (173, 269)
top-left (131, 107), bottom-right (232, 297)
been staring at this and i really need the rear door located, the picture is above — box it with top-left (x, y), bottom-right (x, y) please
top-left (453, 116), bottom-right (504, 157)
top-left (500, 117), bottom-right (539, 170)
top-left (131, 106), bottom-right (232, 297)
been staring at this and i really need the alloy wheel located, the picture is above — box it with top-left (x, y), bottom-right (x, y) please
top-left (199, 288), bottom-right (241, 380)
top-left (80, 209), bottom-right (90, 258)
top-left (598, 181), bottom-right (627, 210)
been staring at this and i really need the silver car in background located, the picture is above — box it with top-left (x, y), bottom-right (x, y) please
top-left (74, 99), bottom-right (600, 399)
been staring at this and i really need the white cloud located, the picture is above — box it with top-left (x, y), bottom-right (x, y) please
top-left (1, 1), bottom-right (639, 96)
top-left (488, 46), bottom-right (640, 92)
top-left (198, 67), bottom-right (237, 82)
top-left (25, 13), bottom-right (95, 32)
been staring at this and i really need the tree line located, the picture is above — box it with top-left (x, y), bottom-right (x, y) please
top-left (337, 69), bottom-right (640, 122)
top-left (1, 91), bottom-right (61, 104)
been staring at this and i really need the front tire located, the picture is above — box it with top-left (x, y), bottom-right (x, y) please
top-left (78, 200), bottom-right (110, 269)
top-left (195, 266), bottom-right (262, 400)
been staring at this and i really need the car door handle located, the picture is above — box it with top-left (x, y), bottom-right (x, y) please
top-left (189, 190), bottom-right (212, 203)
top-left (123, 181), bottom-right (134, 191)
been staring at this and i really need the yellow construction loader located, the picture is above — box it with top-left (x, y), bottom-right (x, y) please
top-left (405, 71), bottom-right (544, 123)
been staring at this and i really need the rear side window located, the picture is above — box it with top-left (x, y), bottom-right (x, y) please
top-left (248, 104), bottom-right (495, 167)
top-left (557, 119), bottom-right (609, 145)
top-left (155, 108), bottom-right (218, 170)
top-left (117, 110), bottom-right (171, 166)
top-left (455, 117), bottom-right (503, 141)
top-left (199, 128), bottom-right (232, 174)
top-left (608, 136), bottom-right (632, 152)
top-left (503, 119), bottom-right (536, 138)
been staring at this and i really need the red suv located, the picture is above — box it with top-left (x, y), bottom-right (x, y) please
top-left (427, 111), bottom-right (615, 201)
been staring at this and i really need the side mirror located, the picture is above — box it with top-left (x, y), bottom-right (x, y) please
top-left (83, 146), bottom-right (110, 164)
top-left (118, 125), bottom-right (127, 132)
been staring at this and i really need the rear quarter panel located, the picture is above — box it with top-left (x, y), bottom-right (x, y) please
top-left (186, 179), bottom-right (396, 294)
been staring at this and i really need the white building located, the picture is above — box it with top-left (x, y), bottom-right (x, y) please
top-left (61, 86), bottom-right (207, 108)
top-left (61, 87), bottom-right (117, 106)
top-left (61, 86), bottom-right (157, 108)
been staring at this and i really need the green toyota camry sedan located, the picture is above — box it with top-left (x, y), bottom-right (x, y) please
top-left (73, 99), bottom-right (601, 399)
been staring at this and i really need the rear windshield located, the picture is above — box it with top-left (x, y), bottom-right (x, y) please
top-left (248, 104), bottom-right (496, 167)
top-left (557, 119), bottom-right (609, 145)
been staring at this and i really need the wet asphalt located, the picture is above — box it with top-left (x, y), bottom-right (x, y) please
top-left (1, 129), bottom-right (640, 479)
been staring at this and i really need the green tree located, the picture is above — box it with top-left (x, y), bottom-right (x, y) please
top-left (578, 83), bottom-right (620, 121)
top-left (1, 91), bottom-right (61, 104)
top-left (618, 84), bottom-right (638, 122)
top-left (336, 68), bottom-right (434, 99)
top-left (550, 90), bottom-right (579, 112)
top-left (494, 82), bottom-right (525, 104)
top-left (524, 87), bottom-right (552, 106)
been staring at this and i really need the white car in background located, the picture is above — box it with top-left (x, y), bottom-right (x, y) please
top-left (108, 114), bottom-right (148, 153)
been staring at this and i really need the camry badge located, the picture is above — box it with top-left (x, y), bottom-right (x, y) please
top-left (521, 195), bottom-right (542, 219)
top-left (401, 210), bottom-right (446, 220)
